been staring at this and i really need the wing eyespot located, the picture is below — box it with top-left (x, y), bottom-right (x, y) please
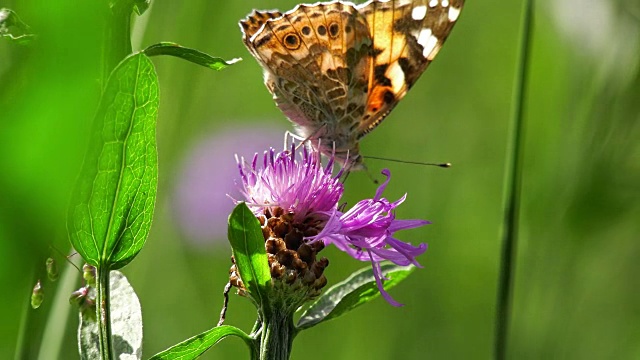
top-left (284, 33), bottom-right (301, 49)
top-left (317, 24), bottom-right (327, 36)
top-left (328, 22), bottom-right (340, 38)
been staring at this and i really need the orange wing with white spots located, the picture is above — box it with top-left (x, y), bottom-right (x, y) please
top-left (357, 0), bottom-right (464, 137)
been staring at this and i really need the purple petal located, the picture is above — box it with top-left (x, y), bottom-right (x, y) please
top-left (369, 252), bottom-right (403, 307)
top-left (235, 140), bottom-right (344, 223)
top-left (374, 169), bottom-right (392, 201)
top-left (388, 219), bottom-right (431, 232)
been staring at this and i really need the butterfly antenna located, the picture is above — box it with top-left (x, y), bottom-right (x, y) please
top-left (364, 155), bottom-right (452, 168)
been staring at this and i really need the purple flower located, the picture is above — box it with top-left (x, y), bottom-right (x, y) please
top-left (235, 145), bottom-right (428, 306)
top-left (314, 169), bottom-right (429, 306)
top-left (236, 144), bottom-right (344, 224)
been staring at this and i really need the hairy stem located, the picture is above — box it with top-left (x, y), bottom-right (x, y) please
top-left (259, 309), bottom-right (295, 360)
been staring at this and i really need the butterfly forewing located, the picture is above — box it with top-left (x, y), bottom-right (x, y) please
top-left (241, 3), bottom-right (373, 146)
top-left (357, 0), bottom-right (464, 136)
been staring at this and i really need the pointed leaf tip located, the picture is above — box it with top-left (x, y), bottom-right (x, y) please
top-left (143, 42), bottom-right (241, 71)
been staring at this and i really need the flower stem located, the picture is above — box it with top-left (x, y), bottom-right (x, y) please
top-left (259, 310), bottom-right (296, 360)
top-left (495, 0), bottom-right (534, 359)
top-left (96, 267), bottom-right (114, 360)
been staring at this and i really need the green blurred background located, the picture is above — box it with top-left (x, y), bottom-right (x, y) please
top-left (1, 0), bottom-right (639, 359)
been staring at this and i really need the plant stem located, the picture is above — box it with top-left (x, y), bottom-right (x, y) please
top-left (90, 3), bottom-right (131, 359)
top-left (259, 310), bottom-right (295, 360)
top-left (96, 267), bottom-right (114, 360)
top-left (494, 0), bottom-right (534, 359)
top-left (101, 2), bottom-right (133, 87)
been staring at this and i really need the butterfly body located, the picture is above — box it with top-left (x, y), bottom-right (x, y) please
top-left (240, 0), bottom-right (464, 169)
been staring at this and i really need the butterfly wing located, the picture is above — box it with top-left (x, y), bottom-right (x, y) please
top-left (356, 0), bottom-right (464, 137)
top-left (240, 3), bottom-right (373, 154)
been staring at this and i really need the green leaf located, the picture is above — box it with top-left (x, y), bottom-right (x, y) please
top-left (148, 325), bottom-right (253, 360)
top-left (0, 8), bottom-right (35, 43)
top-left (143, 42), bottom-right (241, 71)
top-left (296, 263), bottom-right (416, 330)
top-left (67, 52), bottom-right (159, 269)
top-left (78, 271), bottom-right (143, 360)
top-left (227, 203), bottom-right (271, 306)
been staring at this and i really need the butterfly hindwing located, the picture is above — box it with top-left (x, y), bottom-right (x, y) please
top-left (240, 10), bottom-right (283, 63)
top-left (241, 3), bottom-right (373, 144)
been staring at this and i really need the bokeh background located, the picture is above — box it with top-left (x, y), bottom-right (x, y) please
top-left (1, 0), bottom-right (639, 359)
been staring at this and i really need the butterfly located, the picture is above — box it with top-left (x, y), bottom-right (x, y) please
top-left (240, 0), bottom-right (464, 170)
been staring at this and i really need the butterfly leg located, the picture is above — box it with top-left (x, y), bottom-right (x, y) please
top-left (300, 125), bottom-right (330, 151)
top-left (283, 130), bottom-right (306, 149)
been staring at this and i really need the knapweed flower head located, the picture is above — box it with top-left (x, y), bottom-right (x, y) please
top-left (232, 144), bottom-right (428, 307)
top-left (231, 145), bottom-right (339, 308)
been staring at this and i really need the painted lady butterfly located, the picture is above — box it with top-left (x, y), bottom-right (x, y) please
top-left (240, 0), bottom-right (464, 169)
